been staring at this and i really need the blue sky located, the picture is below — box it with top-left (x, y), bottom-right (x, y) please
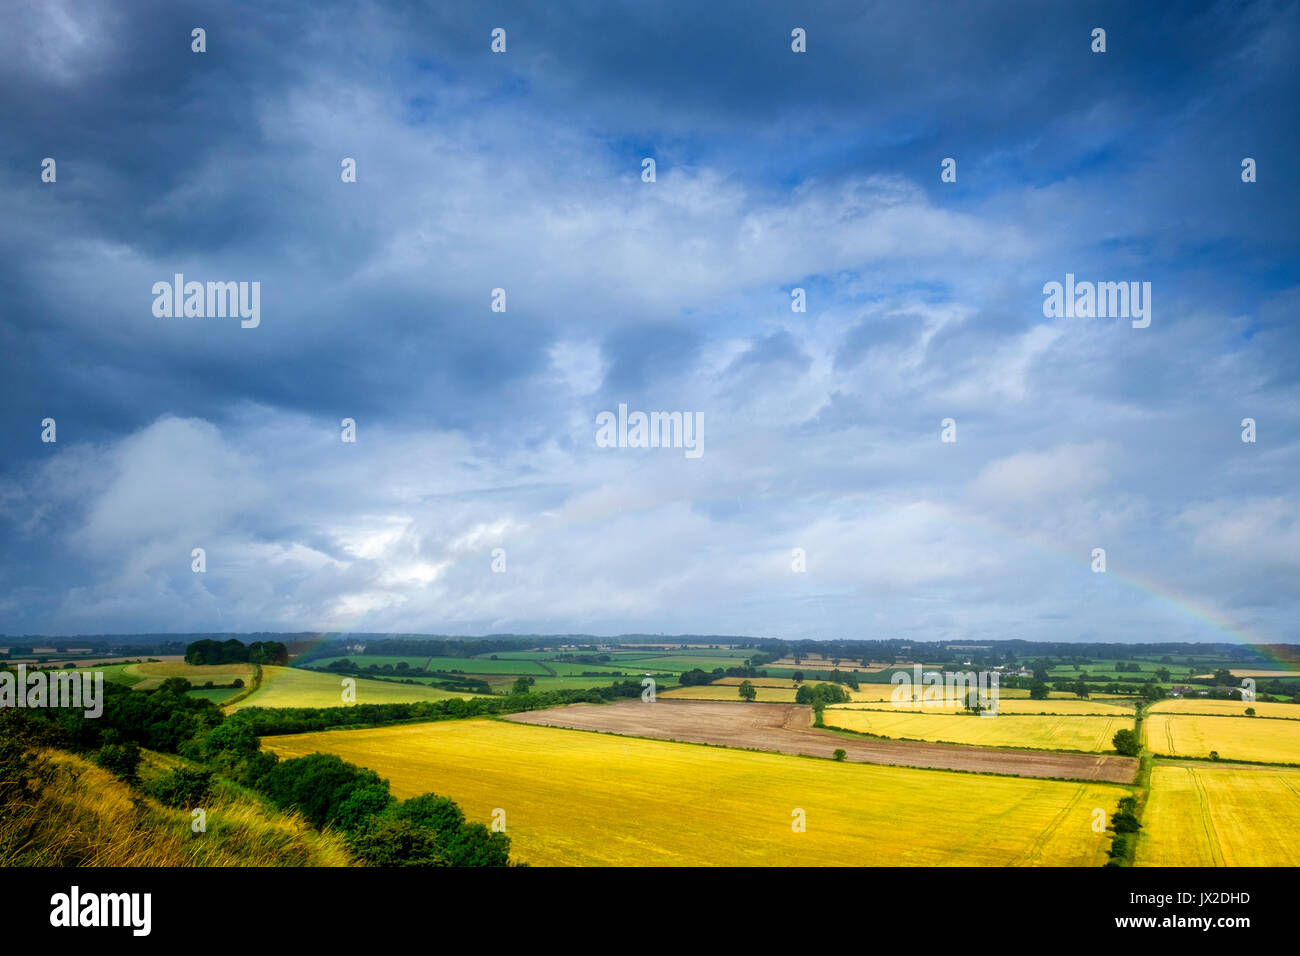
top-left (1, 0), bottom-right (1297, 642)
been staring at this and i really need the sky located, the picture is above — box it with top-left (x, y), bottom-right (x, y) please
top-left (1, 0), bottom-right (1297, 643)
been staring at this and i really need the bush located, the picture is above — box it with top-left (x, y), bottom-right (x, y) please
top-left (349, 817), bottom-right (448, 866)
top-left (148, 766), bottom-right (213, 809)
top-left (1112, 729), bottom-right (1141, 756)
top-left (833, 749), bottom-right (846, 761)
top-left (95, 733), bottom-right (141, 781)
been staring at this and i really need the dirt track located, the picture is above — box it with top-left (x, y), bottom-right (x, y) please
top-left (505, 699), bottom-right (1138, 783)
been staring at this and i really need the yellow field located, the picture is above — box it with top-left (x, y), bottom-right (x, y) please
top-left (1147, 698), bottom-right (1300, 719)
top-left (661, 684), bottom-right (924, 703)
top-left (713, 677), bottom-right (799, 688)
top-left (226, 665), bottom-right (476, 711)
top-left (265, 719), bottom-right (1125, 866)
top-left (1145, 714), bottom-right (1300, 764)
top-left (823, 709), bottom-right (1132, 752)
top-left (1136, 763), bottom-right (1300, 866)
top-left (833, 698), bottom-right (1134, 716)
top-left (664, 683), bottom-right (1133, 706)
top-left (661, 684), bottom-right (803, 702)
top-left (124, 661), bottom-right (255, 690)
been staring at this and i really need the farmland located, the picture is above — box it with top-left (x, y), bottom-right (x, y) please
top-left (123, 660), bottom-right (255, 691)
top-left (1147, 698), bottom-right (1300, 719)
top-left (265, 718), bottom-right (1126, 866)
top-left (226, 665), bottom-right (479, 711)
top-left (822, 708), bottom-right (1132, 753)
top-left (1144, 714), bottom-right (1300, 764)
top-left (1136, 763), bottom-right (1300, 866)
top-left (505, 700), bottom-right (1137, 781)
top-left (833, 698), bottom-right (1134, 716)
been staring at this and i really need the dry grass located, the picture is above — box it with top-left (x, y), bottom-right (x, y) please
top-left (0, 749), bottom-right (354, 867)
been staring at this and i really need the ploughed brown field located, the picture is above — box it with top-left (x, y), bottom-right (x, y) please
top-left (505, 699), bottom-right (1138, 784)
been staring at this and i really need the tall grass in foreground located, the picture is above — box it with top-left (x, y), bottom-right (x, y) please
top-left (0, 748), bottom-right (354, 866)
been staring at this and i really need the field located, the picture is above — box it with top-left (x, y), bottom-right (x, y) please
top-left (823, 708), bottom-right (1132, 753)
top-left (265, 718), bottom-right (1126, 866)
top-left (1144, 714), bottom-right (1300, 764)
top-left (1147, 698), bottom-right (1300, 719)
top-left (122, 661), bottom-right (255, 690)
top-left (1136, 762), bottom-right (1300, 866)
top-left (661, 684), bottom-right (804, 702)
top-left (506, 699), bottom-right (1137, 781)
top-left (225, 666), bottom-right (479, 711)
top-left (833, 698), bottom-right (1134, 716)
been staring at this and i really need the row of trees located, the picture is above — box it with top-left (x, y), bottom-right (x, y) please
top-left (185, 638), bottom-right (287, 666)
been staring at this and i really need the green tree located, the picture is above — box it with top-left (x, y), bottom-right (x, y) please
top-left (1112, 729), bottom-right (1141, 756)
top-left (792, 670), bottom-right (804, 684)
top-left (510, 676), bottom-right (533, 695)
top-left (738, 680), bottom-right (757, 702)
top-left (1029, 680), bottom-right (1050, 700)
top-left (1245, 706), bottom-right (1256, 717)
top-left (832, 748), bottom-right (846, 761)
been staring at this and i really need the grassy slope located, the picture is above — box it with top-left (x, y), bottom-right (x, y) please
top-left (0, 748), bottom-right (354, 866)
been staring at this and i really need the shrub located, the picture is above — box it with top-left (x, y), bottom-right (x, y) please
top-left (1112, 729), bottom-right (1140, 756)
top-left (95, 733), bottom-right (141, 781)
top-left (148, 766), bottom-right (213, 809)
top-left (833, 749), bottom-right (846, 761)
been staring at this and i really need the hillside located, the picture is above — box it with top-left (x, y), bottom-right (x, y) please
top-left (0, 747), bottom-right (354, 867)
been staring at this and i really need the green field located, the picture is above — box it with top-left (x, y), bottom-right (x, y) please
top-left (266, 719), bottom-right (1126, 866)
top-left (226, 666), bottom-right (480, 711)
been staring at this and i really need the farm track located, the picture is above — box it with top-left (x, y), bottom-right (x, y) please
top-left (505, 699), bottom-right (1139, 783)
top-left (1190, 768), bottom-right (1225, 865)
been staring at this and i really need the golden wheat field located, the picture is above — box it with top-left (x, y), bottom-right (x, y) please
top-left (822, 708), bottom-right (1133, 752)
top-left (1146, 698), bottom-right (1300, 720)
top-left (833, 698), bottom-right (1134, 716)
top-left (264, 719), bottom-right (1126, 866)
top-left (1136, 763), bottom-right (1300, 866)
top-left (661, 684), bottom-right (804, 702)
top-left (225, 665), bottom-right (477, 711)
top-left (1144, 714), bottom-right (1300, 764)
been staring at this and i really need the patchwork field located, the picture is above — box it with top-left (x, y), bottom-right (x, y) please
top-left (506, 699), bottom-right (1138, 782)
top-left (1147, 698), bottom-right (1300, 719)
top-left (226, 666), bottom-right (478, 711)
top-left (1136, 762), bottom-right (1300, 866)
top-left (265, 719), bottom-right (1126, 866)
top-left (822, 708), bottom-right (1132, 753)
top-left (1145, 714), bottom-right (1300, 764)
